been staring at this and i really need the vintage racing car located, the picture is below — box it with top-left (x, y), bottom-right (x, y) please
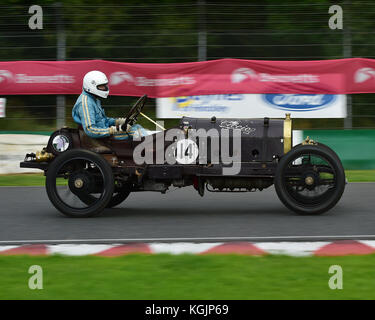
top-left (20, 95), bottom-right (346, 217)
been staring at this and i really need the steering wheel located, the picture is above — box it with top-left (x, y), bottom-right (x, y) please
top-left (121, 94), bottom-right (148, 130)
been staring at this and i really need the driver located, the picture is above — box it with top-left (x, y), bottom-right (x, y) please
top-left (72, 70), bottom-right (147, 140)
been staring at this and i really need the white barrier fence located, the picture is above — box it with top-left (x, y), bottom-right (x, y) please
top-left (0, 134), bottom-right (49, 174)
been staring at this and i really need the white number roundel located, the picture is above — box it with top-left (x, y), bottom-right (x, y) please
top-left (175, 139), bottom-right (199, 164)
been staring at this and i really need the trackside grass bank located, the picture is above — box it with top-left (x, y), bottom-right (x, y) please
top-left (0, 170), bottom-right (375, 186)
top-left (1, 254), bottom-right (375, 299)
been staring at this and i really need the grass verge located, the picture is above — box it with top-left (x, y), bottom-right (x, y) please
top-left (345, 170), bottom-right (375, 182)
top-left (0, 170), bottom-right (374, 186)
top-left (0, 173), bottom-right (46, 186)
top-left (0, 254), bottom-right (374, 299)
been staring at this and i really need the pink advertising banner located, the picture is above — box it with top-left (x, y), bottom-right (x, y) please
top-left (0, 58), bottom-right (374, 97)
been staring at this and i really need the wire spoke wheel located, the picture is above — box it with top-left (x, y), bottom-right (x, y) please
top-left (284, 154), bottom-right (336, 205)
top-left (46, 149), bottom-right (114, 217)
top-left (275, 144), bottom-right (346, 215)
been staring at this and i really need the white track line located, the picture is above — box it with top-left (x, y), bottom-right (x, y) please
top-left (1, 234), bottom-right (375, 244)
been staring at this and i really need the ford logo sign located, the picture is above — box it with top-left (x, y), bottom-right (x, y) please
top-left (262, 94), bottom-right (336, 111)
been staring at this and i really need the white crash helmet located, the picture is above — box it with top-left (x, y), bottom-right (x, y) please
top-left (82, 70), bottom-right (109, 99)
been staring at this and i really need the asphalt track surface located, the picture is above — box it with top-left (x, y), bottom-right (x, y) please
top-left (0, 183), bottom-right (374, 244)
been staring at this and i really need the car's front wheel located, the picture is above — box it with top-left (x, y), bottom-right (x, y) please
top-left (46, 149), bottom-right (114, 217)
top-left (274, 143), bottom-right (346, 215)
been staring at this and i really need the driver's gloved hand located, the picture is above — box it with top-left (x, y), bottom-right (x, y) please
top-left (115, 118), bottom-right (126, 126)
top-left (109, 126), bottom-right (123, 135)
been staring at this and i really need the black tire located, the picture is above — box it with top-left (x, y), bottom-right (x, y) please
top-left (46, 149), bottom-right (114, 217)
top-left (106, 188), bottom-right (131, 208)
top-left (275, 143), bottom-right (346, 215)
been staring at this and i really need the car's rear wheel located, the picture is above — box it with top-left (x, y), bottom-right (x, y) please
top-left (274, 143), bottom-right (345, 215)
top-left (46, 149), bottom-right (114, 217)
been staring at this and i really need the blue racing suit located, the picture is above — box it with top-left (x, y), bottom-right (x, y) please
top-left (72, 90), bottom-right (147, 140)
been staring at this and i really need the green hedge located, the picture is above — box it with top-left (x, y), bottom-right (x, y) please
top-left (304, 130), bottom-right (375, 170)
top-left (0, 131), bottom-right (52, 135)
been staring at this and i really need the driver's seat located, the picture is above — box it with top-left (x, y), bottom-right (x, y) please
top-left (77, 125), bottom-right (113, 154)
